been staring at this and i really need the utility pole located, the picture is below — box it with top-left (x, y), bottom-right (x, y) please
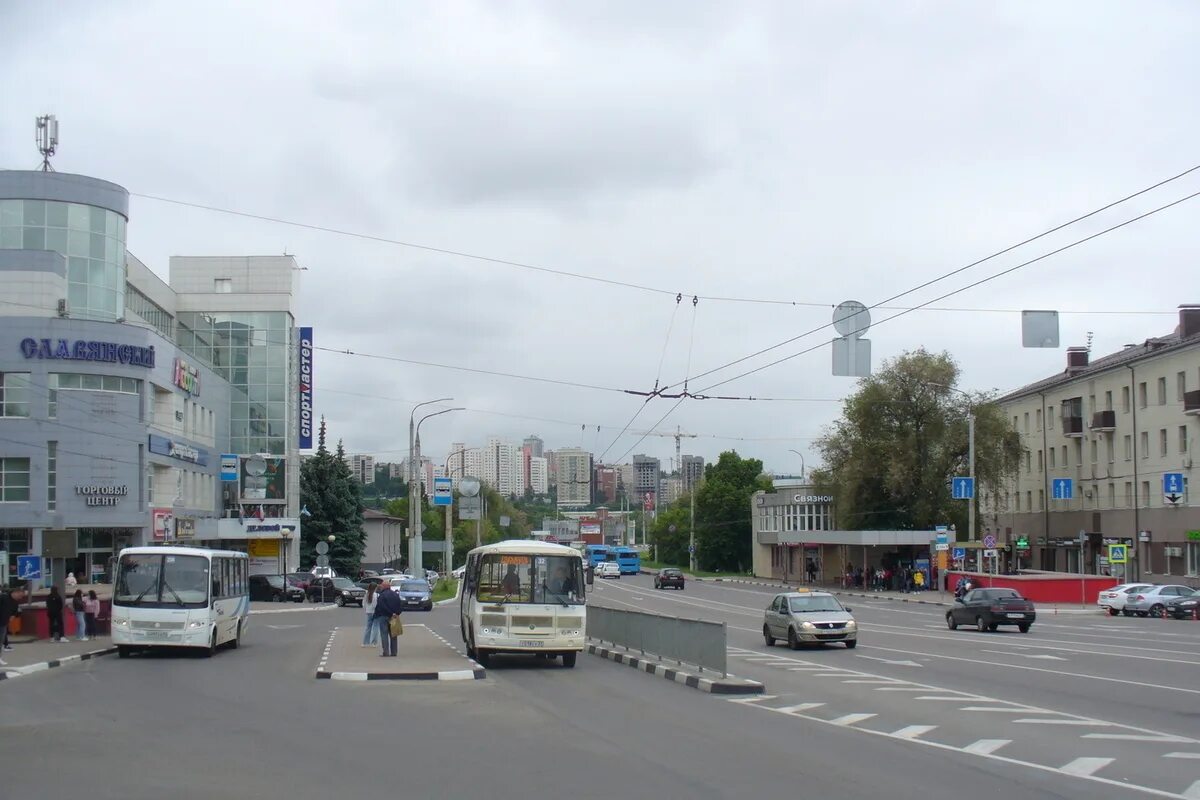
top-left (968, 410), bottom-right (976, 542)
top-left (689, 488), bottom-right (696, 573)
top-left (408, 399), bottom-right (457, 577)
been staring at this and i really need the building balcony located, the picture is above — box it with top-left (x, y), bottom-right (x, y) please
top-left (1062, 416), bottom-right (1084, 437)
top-left (1185, 389), bottom-right (1200, 416)
top-left (1090, 410), bottom-right (1116, 432)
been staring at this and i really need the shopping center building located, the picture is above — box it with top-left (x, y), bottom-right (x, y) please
top-left (1, 168), bottom-right (306, 585)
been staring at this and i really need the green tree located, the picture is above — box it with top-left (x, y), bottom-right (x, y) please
top-left (694, 451), bottom-right (774, 572)
top-left (299, 418), bottom-right (367, 576)
top-left (813, 349), bottom-right (1022, 535)
top-left (648, 502), bottom-right (691, 566)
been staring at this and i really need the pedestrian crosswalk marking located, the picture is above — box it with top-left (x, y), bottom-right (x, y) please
top-left (963, 739), bottom-right (1010, 755)
top-left (892, 725), bottom-right (937, 739)
top-left (1015, 719), bottom-right (1112, 726)
top-left (777, 703), bottom-right (825, 714)
top-left (1059, 757), bottom-right (1113, 777)
top-left (1183, 779), bottom-right (1200, 799)
top-left (1163, 753), bottom-right (1200, 760)
top-left (830, 713), bottom-right (876, 726)
top-left (1083, 733), bottom-right (1190, 743)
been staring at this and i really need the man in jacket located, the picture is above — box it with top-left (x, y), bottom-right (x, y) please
top-left (0, 587), bottom-right (27, 665)
top-left (372, 580), bottom-right (403, 657)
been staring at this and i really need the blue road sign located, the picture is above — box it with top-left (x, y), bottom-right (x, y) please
top-left (1052, 477), bottom-right (1074, 500)
top-left (936, 533), bottom-right (949, 546)
top-left (688, 544), bottom-right (695, 554)
top-left (1108, 544), bottom-right (1128, 564)
top-left (951, 547), bottom-right (966, 560)
top-left (1163, 472), bottom-right (1185, 504)
top-left (432, 476), bottom-right (453, 507)
top-left (951, 477), bottom-right (975, 500)
top-left (220, 454), bottom-right (239, 482)
top-left (17, 555), bottom-right (42, 581)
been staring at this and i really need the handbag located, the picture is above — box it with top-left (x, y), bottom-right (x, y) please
top-left (388, 615), bottom-right (403, 637)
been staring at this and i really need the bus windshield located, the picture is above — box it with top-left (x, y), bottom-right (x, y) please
top-left (114, 553), bottom-right (210, 608)
top-left (476, 554), bottom-right (584, 605)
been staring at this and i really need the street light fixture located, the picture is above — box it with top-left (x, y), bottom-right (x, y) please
top-left (788, 449), bottom-right (807, 482)
top-left (408, 398), bottom-right (452, 570)
top-left (410, 406), bottom-right (463, 578)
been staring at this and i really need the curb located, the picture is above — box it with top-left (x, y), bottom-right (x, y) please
top-left (585, 642), bottom-right (764, 695)
top-left (434, 580), bottom-right (462, 607)
top-left (0, 646), bottom-right (118, 682)
top-left (313, 626), bottom-right (485, 682)
top-left (251, 604), bottom-right (339, 615)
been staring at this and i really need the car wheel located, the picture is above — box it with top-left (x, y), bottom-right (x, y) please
top-left (946, 614), bottom-right (958, 630)
top-left (476, 648), bottom-right (491, 667)
top-left (763, 624), bottom-right (776, 647)
top-left (845, 639), bottom-right (857, 649)
top-left (272, 593), bottom-right (283, 603)
top-left (424, 604), bottom-right (433, 611)
top-left (335, 596), bottom-right (345, 607)
top-left (1150, 604), bottom-right (1165, 618)
top-left (787, 627), bottom-right (801, 650)
top-left (1017, 623), bottom-right (1030, 633)
top-left (976, 616), bottom-right (988, 632)
top-left (1106, 607), bottom-right (1118, 617)
top-left (562, 652), bottom-right (577, 668)
top-left (654, 581), bottom-right (660, 589)
top-left (1136, 611), bottom-right (1148, 618)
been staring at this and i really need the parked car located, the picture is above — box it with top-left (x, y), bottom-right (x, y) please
top-left (359, 569), bottom-right (380, 579)
top-left (1096, 583), bottom-right (1155, 616)
top-left (763, 590), bottom-right (857, 649)
top-left (946, 588), bottom-right (1036, 632)
top-left (596, 562), bottom-right (621, 579)
top-left (307, 577), bottom-right (366, 606)
top-left (1124, 585), bottom-right (1196, 617)
top-left (425, 569), bottom-right (440, 585)
top-left (655, 569), bottom-right (685, 590)
top-left (357, 575), bottom-right (386, 589)
top-left (286, 572), bottom-right (312, 592)
top-left (249, 574), bottom-right (305, 603)
top-left (396, 579), bottom-right (433, 611)
top-left (1164, 589), bottom-right (1200, 619)
top-left (310, 566), bottom-right (338, 579)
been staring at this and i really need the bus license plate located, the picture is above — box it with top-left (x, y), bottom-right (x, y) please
top-left (144, 630), bottom-right (169, 639)
top-left (518, 640), bottom-right (544, 648)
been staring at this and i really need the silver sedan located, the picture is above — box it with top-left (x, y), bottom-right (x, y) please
top-left (763, 591), bottom-right (858, 649)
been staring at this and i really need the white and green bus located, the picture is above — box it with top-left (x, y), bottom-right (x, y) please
top-left (460, 540), bottom-right (586, 668)
top-left (111, 546), bottom-right (249, 658)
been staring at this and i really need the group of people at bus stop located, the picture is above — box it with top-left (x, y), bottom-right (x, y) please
top-left (1, 575), bottom-right (104, 665)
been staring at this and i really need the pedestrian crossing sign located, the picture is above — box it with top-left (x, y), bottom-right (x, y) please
top-left (1108, 544), bottom-right (1127, 564)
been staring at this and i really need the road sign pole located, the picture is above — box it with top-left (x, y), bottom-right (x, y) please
top-left (968, 411), bottom-right (975, 542)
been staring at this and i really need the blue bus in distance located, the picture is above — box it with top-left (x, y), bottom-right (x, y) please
top-left (613, 547), bottom-right (640, 575)
top-left (584, 544), bottom-right (611, 567)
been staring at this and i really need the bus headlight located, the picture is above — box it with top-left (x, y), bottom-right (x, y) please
top-left (112, 617), bottom-right (129, 628)
top-left (188, 620), bottom-right (207, 629)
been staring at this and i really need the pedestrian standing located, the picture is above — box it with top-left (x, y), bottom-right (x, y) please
top-left (361, 583), bottom-right (379, 647)
top-left (72, 589), bottom-right (88, 641)
top-left (84, 590), bottom-right (100, 638)
top-left (46, 585), bottom-right (66, 642)
top-left (372, 580), bottom-right (404, 657)
top-left (0, 587), bottom-right (27, 665)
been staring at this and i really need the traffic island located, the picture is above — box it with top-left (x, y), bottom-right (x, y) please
top-left (0, 640), bottom-right (118, 681)
top-left (586, 640), bottom-right (764, 695)
top-left (314, 624), bottom-right (485, 681)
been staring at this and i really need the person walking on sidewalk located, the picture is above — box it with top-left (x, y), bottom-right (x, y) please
top-left (71, 589), bottom-right (88, 641)
top-left (0, 587), bottom-right (27, 665)
top-left (46, 585), bottom-right (66, 642)
top-left (373, 580), bottom-right (403, 657)
top-left (361, 583), bottom-right (379, 647)
top-left (84, 590), bottom-right (100, 638)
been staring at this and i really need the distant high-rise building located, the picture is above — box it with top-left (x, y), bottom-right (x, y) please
top-left (661, 475), bottom-right (683, 504)
top-left (681, 455), bottom-right (705, 493)
top-left (593, 465), bottom-right (618, 505)
top-left (523, 435), bottom-right (545, 459)
top-left (530, 456), bottom-right (549, 495)
top-left (483, 437), bottom-right (520, 496)
top-left (554, 448), bottom-right (593, 507)
top-left (545, 449), bottom-right (558, 487)
top-left (632, 454), bottom-right (661, 506)
top-left (345, 454), bottom-right (375, 485)
top-left (388, 462), bottom-right (404, 480)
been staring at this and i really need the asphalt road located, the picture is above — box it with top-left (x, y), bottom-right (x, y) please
top-left (1, 590), bottom-right (1195, 799)
top-left (589, 573), bottom-right (1200, 799)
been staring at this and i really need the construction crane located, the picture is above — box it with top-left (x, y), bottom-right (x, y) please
top-left (637, 425), bottom-right (698, 474)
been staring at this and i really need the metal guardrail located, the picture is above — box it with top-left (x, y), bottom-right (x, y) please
top-left (587, 604), bottom-right (727, 676)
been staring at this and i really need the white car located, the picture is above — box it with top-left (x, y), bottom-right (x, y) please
top-left (596, 562), bottom-right (621, 579)
top-left (451, 566), bottom-right (466, 579)
top-left (1097, 583), bottom-right (1154, 616)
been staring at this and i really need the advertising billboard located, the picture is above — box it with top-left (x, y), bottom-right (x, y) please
top-left (298, 327), bottom-right (314, 449)
top-left (240, 455), bottom-right (287, 504)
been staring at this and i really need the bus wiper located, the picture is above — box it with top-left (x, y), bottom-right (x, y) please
top-left (161, 578), bottom-right (185, 607)
top-left (130, 583), bottom-right (157, 605)
top-left (541, 584), bottom-right (569, 607)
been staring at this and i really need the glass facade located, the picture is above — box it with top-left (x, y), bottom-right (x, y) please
top-left (125, 283), bottom-right (174, 339)
top-left (177, 311), bottom-right (291, 455)
top-left (0, 198), bottom-right (127, 322)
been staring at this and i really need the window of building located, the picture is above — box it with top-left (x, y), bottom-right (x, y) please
top-left (1037, 450), bottom-right (1043, 472)
top-left (214, 278), bottom-right (232, 293)
top-left (1023, 413), bottom-right (1030, 434)
top-left (1107, 483), bottom-right (1116, 509)
top-left (1141, 481), bottom-right (1150, 506)
top-left (1187, 542), bottom-right (1200, 577)
top-left (1038, 489), bottom-right (1044, 510)
top-left (1160, 429), bottom-right (1169, 458)
top-left (52, 373), bottom-right (140, 395)
top-left (1025, 452), bottom-right (1032, 473)
top-left (1124, 435), bottom-right (1132, 461)
top-left (1181, 426), bottom-right (1190, 454)
top-left (1036, 409), bottom-right (1042, 430)
top-left (1073, 439), bottom-right (1082, 467)
top-left (0, 372), bottom-right (32, 417)
top-left (1104, 390), bottom-right (1113, 411)
top-left (1179, 371), bottom-right (1188, 402)
top-left (1140, 431), bottom-right (1149, 459)
top-left (1124, 481), bottom-right (1133, 507)
top-left (1121, 386), bottom-right (1130, 413)
top-left (1090, 439), bottom-right (1098, 464)
top-left (1048, 406), bottom-right (1055, 430)
top-left (1062, 445), bottom-right (1068, 466)
top-left (0, 457), bottom-right (31, 502)
top-left (1138, 382), bottom-right (1147, 408)
top-left (1106, 437), bottom-right (1115, 464)
top-left (47, 441), bottom-right (56, 511)
top-left (1026, 491), bottom-right (1032, 511)
top-left (1014, 492), bottom-right (1020, 512)
top-left (1157, 377), bottom-right (1167, 405)
top-left (1012, 415), bottom-right (1019, 431)
top-left (1048, 448), bottom-right (1056, 469)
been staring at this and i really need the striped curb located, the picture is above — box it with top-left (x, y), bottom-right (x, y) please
top-left (585, 642), bottom-right (764, 695)
top-left (0, 646), bottom-right (118, 682)
top-left (250, 604), bottom-right (339, 615)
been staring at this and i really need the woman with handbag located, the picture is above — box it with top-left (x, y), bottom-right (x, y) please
top-left (372, 580), bottom-right (404, 657)
top-left (361, 584), bottom-right (379, 647)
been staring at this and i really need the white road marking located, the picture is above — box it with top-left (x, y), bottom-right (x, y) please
top-left (980, 649), bottom-right (1067, 661)
top-left (1014, 719), bottom-right (1113, 726)
top-left (1083, 733), bottom-right (1191, 743)
top-left (777, 703), bottom-right (825, 713)
top-left (841, 679), bottom-right (902, 685)
top-left (913, 695), bottom-right (976, 701)
top-left (1059, 757), bottom-right (1114, 777)
top-left (1162, 753), bottom-right (1200, 760)
top-left (1184, 780), bottom-right (1200, 800)
top-left (266, 624), bottom-right (304, 629)
top-left (963, 738), bottom-right (1010, 755)
top-left (892, 725), bottom-right (937, 739)
top-left (855, 655), bottom-right (923, 667)
top-left (959, 706), bottom-right (1035, 713)
top-left (726, 695), bottom-right (778, 703)
top-left (830, 713), bottom-right (876, 726)
top-left (875, 687), bottom-right (932, 692)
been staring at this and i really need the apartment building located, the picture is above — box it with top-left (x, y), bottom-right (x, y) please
top-left (554, 448), bottom-right (593, 507)
top-left (981, 306), bottom-right (1200, 584)
top-left (347, 453), bottom-right (375, 485)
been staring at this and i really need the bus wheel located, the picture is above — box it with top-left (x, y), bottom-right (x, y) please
top-left (117, 645), bottom-right (131, 659)
top-left (229, 622), bottom-right (241, 650)
top-left (203, 630), bottom-right (217, 658)
top-left (562, 652), bottom-right (577, 668)
top-left (476, 648), bottom-right (491, 667)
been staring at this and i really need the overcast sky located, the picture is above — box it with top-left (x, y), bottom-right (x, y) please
top-left (3, 1), bottom-right (1197, 475)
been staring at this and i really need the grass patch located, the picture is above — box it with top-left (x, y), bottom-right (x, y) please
top-left (431, 578), bottom-right (459, 603)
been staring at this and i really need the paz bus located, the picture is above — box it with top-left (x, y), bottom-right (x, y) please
top-left (460, 540), bottom-right (586, 668)
top-left (110, 545), bottom-right (249, 658)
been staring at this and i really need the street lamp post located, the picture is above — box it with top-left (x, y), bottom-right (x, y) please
top-left (321, 534), bottom-right (335, 603)
top-left (929, 383), bottom-right (976, 543)
top-left (788, 449), bottom-right (807, 482)
top-left (410, 406), bottom-right (463, 579)
top-left (445, 448), bottom-right (467, 575)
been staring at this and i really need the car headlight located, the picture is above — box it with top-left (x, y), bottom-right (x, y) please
top-left (342, 591), bottom-right (352, 597)
top-left (800, 621), bottom-right (816, 631)
top-left (845, 620), bottom-right (857, 629)
top-left (188, 620), bottom-right (206, 629)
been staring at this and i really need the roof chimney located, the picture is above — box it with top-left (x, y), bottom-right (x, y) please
top-left (1066, 346), bottom-right (1089, 374)
top-left (1179, 304), bottom-right (1200, 340)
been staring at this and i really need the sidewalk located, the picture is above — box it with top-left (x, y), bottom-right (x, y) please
top-left (315, 624), bottom-right (484, 681)
top-left (0, 636), bottom-right (116, 681)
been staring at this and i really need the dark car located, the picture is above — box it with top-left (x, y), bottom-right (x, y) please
top-left (655, 569), bottom-right (685, 590)
top-left (1165, 589), bottom-right (1200, 620)
top-left (947, 588), bottom-right (1036, 633)
top-left (307, 577), bottom-right (366, 606)
top-left (286, 572), bottom-right (312, 592)
top-left (396, 579), bottom-right (433, 611)
top-left (249, 574), bottom-right (305, 603)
